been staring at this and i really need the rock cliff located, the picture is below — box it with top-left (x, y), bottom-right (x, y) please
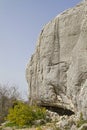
top-left (26, 0), bottom-right (87, 119)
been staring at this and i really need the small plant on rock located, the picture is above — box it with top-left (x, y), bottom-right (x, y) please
top-left (77, 112), bottom-right (87, 128)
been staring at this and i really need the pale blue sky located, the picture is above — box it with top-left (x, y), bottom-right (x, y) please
top-left (0, 0), bottom-right (82, 100)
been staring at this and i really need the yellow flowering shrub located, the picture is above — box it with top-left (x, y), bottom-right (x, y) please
top-left (6, 101), bottom-right (46, 127)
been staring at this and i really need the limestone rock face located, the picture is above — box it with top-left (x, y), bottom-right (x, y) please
top-left (26, 1), bottom-right (87, 119)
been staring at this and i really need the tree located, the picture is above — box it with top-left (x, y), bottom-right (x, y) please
top-left (0, 84), bottom-right (21, 124)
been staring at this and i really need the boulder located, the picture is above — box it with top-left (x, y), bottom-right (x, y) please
top-left (26, 0), bottom-right (87, 119)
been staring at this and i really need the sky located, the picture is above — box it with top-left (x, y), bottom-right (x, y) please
top-left (0, 0), bottom-right (82, 100)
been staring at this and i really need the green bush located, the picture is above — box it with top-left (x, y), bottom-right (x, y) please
top-left (6, 101), bottom-right (46, 127)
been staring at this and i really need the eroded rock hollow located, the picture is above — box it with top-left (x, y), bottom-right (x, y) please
top-left (26, 1), bottom-right (87, 119)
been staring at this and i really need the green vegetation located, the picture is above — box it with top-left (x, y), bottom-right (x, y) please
top-left (81, 127), bottom-right (87, 130)
top-left (5, 122), bottom-right (17, 127)
top-left (77, 112), bottom-right (87, 128)
top-left (6, 101), bottom-right (46, 127)
top-left (53, 127), bottom-right (61, 130)
top-left (36, 126), bottom-right (43, 130)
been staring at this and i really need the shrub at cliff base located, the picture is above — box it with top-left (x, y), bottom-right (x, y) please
top-left (6, 101), bottom-right (46, 127)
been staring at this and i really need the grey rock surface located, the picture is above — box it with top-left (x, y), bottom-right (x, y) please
top-left (26, 1), bottom-right (87, 119)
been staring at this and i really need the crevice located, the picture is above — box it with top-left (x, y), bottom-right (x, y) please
top-left (41, 105), bottom-right (75, 116)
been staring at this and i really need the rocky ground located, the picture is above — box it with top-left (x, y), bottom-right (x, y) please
top-left (1, 110), bottom-right (87, 130)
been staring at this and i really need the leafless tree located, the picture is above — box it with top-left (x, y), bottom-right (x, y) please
top-left (0, 84), bottom-right (21, 124)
